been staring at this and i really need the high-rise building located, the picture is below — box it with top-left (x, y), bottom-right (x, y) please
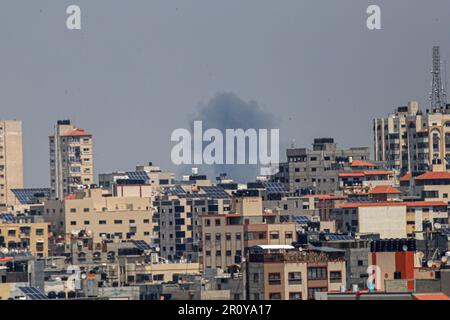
top-left (0, 120), bottom-right (24, 208)
top-left (374, 102), bottom-right (450, 175)
top-left (373, 101), bottom-right (420, 172)
top-left (49, 120), bottom-right (93, 199)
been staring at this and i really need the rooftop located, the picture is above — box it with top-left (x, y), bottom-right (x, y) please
top-left (369, 185), bottom-right (401, 195)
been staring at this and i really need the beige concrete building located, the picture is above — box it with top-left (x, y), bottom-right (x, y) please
top-left (374, 101), bottom-right (420, 173)
top-left (0, 218), bottom-right (49, 257)
top-left (200, 191), bottom-right (297, 271)
top-left (374, 102), bottom-right (450, 175)
top-left (246, 247), bottom-right (346, 300)
top-left (49, 120), bottom-right (93, 199)
top-left (334, 202), bottom-right (408, 239)
top-left (43, 188), bottom-right (154, 244)
top-left (334, 201), bottom-right (448, 239)
top-left (0, 120), bottom-right (24, 208)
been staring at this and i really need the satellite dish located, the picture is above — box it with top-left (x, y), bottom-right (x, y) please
top-left (402, 245), bottom-right (408, 252)
top-left (434, 223), bottom-right (442, 230)
top-left (155, 247), bottom-right (160, 252)
top-left (427, 260), bottom-right (433, 268)
top-left (0, 248), bottom-right (9, 255)
top-left (417, 251), bottom-right (425, 259)
top-left (441, 256), bottom-right (448, 264)
top-left (80, 272), bottom-right (87, 280)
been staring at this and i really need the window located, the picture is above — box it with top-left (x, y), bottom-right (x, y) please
top-left (285, 232), bottom-right (293, 239)
top-left (83, 208), bottom-right (90, 213)
top-left (329, 271), bottom-right (342, 283)
top-left (268, 273), bottom-right (281, 285)
top-left (270, 232), bottom-right (279, 240)
top-left (35, 229), bottom-right (44, 236)
top-left (83, 221), bottom-right (90, 225)
top-left (307, 267), bottom-right (327, 280)
top-left (70, 208), bottom-right (77, 213)
top-left (289, 292), bottom-right (302, 300)
top-left (143, 219), bottom-right (150, 224)
top-left (114, 220), bottom-right (123, 224)
top-left (288, 272), bottom-right (302, 285)
top-left (99, 220), bottom-right (107, 225)
top-left (269, 292), bottom-right (281, 300)
top-left (70, 221), bottom-right (77, 226)
top-left (253, 273), bottom-right (260, 283)
top-left (215, 219), bottom-right (221, 226)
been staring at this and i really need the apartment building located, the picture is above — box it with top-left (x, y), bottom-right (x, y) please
top-left (0, 214), bottom-right (49, 257)
top-left (272, 138), bottom-right (370, 194)
top-left (154, 194), bottom-right (231, 262)
top-left (337, 170), bottom-right (396, 195)
top-left (199, 191), bottom-right (297, 271)
top-left (49, 120), bottom-right (93, 199)
top-left (374, 102), bottom-right (450, 175)
top-left (333, 201), bottom-right (448, 239)
top-left (373, 101), bottom-right (420, 172)
top-left (98, 163), bottom-right (175, 195)
top-left (43, 188), bottom-right (154, 244)
top-left (246, 246), bottom-right (346, 300)
top-left (0, 120), bottom-right (24, 208)
top-left (333, 202), bottom-right (407, 239)
top-left (409, 171), bottom-right (450, 201)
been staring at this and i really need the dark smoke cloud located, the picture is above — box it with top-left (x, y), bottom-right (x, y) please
top-left (178, 92), bottom-right (279, 183)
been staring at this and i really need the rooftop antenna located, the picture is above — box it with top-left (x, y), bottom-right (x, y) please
top-left (290, 138), bottom-right (295, 149)
top-left (430, 46), bottom-right (447, 112)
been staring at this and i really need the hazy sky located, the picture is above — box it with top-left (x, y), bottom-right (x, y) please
top-left (1, 0), bottom-right (450, 186)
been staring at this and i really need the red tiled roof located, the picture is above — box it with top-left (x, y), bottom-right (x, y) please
top-left (369, 185), bottom-right (401, 195)
top-left (415, 172), bottom-right (450, 180)
top-left (400, 173), bottom-right (412, 182)
top-left (61, 128), bottom-right (92, 137)
top-left (350, 160), bottom-right (376, 167)
top-left (413, 293), bottom-right (450, 300)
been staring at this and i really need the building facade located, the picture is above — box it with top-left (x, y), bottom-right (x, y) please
top-left (272, 138), bottom-right (370, 195)
top-left (0, 120), bottom-right (24, 208)
top-left (49, 120), bottom-right (94, 199)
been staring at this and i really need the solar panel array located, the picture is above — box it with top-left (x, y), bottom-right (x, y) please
top-left (0, 213), bottom-right (16, 222)
top-left (132, 240), bottom-right (152, 250)
top-left (19, 287), bottom-right (48, 300)
top-left (263, 182), bottom-right (287, 194)
top-left (126, 171), bottom-right (150, 181)
top-left (11, 188), bottom-right (50, 204)
top-left (325, 234), bottom-right (354, 241)
top-left (201, 186), bottom-right (230, 199)
top-left (291, 215), bottom-right (311, 225)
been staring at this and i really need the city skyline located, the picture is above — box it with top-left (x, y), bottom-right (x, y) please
top-left (1, 1), bottom-right (450, 187)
